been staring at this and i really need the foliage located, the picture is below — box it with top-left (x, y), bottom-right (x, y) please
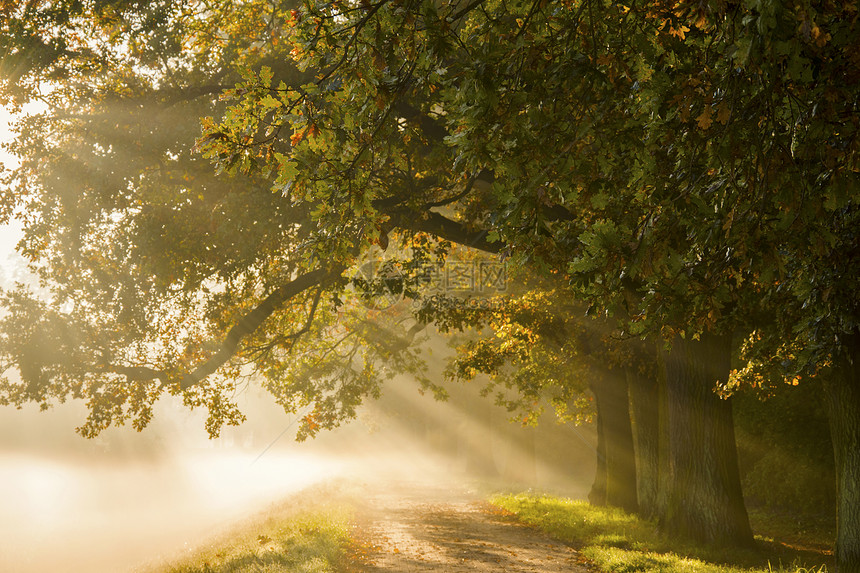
top-left (0, 0), bottom-right (857, 447)
top-left (419, 285), bottom-right (608, 426)
top-left (0, 0), bottom-right (428, 438)
top-left (490, 493), bottom-right (833, 573)
top-left (200, 0), bottom-right (859, 378)
top-left (0, 0), bottom-right (501, 438)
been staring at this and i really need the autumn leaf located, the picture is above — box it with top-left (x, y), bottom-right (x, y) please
top-left (811, 24), bottom-right (831, 47)
top-left (696, 106), bottom-right (713, 130)
top-left (669, 25), bottom-right (690, 39)
top-left (715, 102), bottom-right (731, 124)
top-left (291, 128), bottom-right (307, 146)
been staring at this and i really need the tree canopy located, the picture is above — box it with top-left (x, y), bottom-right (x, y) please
top-left (197, 0), bottom-right (859, 383)
top-left (2, 0), bottom-right (856, 434)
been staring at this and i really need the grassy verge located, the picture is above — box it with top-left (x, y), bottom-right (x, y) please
top-left (490, 493), bottom-right (833, 573)
top-left (140, 484), bottom-right (356, 573)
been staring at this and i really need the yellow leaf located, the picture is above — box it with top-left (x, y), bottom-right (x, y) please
top-left (696, 106), bottom-right (713, 130)
top-left (669, 25), bottom-right (690, 39)
top-left (811, 23), bottom-right (821, 39)
top-left (716, 101), bottom-right (731, 124)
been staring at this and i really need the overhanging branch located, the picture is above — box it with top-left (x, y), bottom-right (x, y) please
top-left (96, 267), bottom-right (342, 390)
top-left (103, 212), bottom-right (500, 391)
top-left (387, 208), bottom-right (503, 254)
top-left (106, 365), bottom-right (169, 384)
top-left (180, 266), bottom-right (344, 389)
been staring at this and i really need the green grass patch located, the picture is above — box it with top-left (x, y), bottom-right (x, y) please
top-left (141, 484), bottom-right (356, 573)
top-left (490, 493), bottom-right (833, 573)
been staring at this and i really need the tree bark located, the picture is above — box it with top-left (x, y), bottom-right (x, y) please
top-left (588, 371), bottom-right (638, 513)
top-left (589, 396), bottom-right (608, 506)
top-left (824, 333), bottom-right (860, 573)
top-left (628, 347), bottom-right (662, 520)
top-left (660, 332), bottom-right (754, 547)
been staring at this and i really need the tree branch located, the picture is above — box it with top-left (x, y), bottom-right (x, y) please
top-left (318, 0), bottom-right (391, 84)
top-left (106, 365), bottom-right (169, 383)
top-left (102, 211), bottom-right (502, 391)
top-left (423, 171), bottom-right (482, 209)
top-left (180, 266), bottom-right (343, 389)
top-left (284, 285), bottom-right (324, 352)
top-left (387, 207), bottom-right (503, 254)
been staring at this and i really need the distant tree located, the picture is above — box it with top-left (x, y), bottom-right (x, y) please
top-left (429, 286), bottom-right (638, 514)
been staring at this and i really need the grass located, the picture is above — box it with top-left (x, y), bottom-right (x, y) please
top-left (489, 493), bottom-right (834, 573)
top-left (140, 483), bottom-right (357, 573)
top-left (747, 507), bottom-right (835, 556)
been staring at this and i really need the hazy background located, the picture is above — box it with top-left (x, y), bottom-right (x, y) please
top-left (0, 372), bottom-right (596, 573)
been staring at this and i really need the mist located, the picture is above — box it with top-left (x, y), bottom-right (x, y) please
top-left (0, 370), bottom-right (596, 573)
top-left (0, 394), bottom-right (341, 573)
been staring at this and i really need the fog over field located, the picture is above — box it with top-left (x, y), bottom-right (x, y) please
top-left (0, 388), bottom-right (339, 572)
top-left (0, 371), bottom-right (595, 573)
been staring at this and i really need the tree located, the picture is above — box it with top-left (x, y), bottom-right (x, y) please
top-left (427, 283), bottom-right (643, 513)
top-left (0, 0), bottom-right (740, 547)
top-left (2, 0), bottom-right (858, 564)
top-left (0, 0), bottom-right (497, 439)
top-left (340, 0), bottom-right (853, 556)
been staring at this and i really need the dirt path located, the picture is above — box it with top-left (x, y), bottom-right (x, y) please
top-left (348, 481), bottom-right (590, 572)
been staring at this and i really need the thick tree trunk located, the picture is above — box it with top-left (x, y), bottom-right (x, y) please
top-left (628, 350), bottom-right (662, 520)
top-left (660, 332), bottom-right (754, 547)
top-left (589, 397), bottom-right (608, 506)
top-left (588, 372), bottom-right (638, 513)
top-left (824, 333), bottom-right (860, 573)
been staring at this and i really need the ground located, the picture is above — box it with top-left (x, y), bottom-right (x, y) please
top-left (347, 481), bottom-right (590, 572)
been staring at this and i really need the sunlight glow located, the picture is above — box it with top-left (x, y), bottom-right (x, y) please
top-left (0, 450), bottom-right (345, 573)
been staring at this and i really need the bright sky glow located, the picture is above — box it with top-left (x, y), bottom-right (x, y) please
top-left (0, 105), bottom-right (21, 267)
top-left (0, 101), bottom-right (46, 283)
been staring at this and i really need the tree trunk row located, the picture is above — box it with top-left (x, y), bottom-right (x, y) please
top-left (588, 332), bottom-right (753, 547)
top-left (587, 330), bottom-right (860, 570)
